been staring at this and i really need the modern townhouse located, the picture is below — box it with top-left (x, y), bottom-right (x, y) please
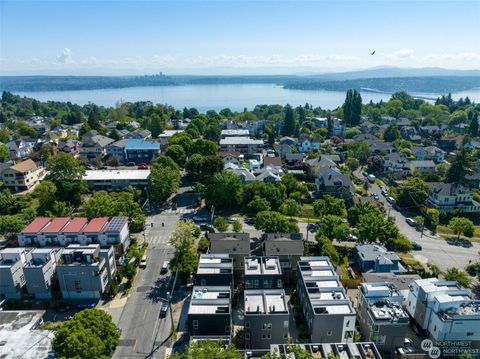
top-left (56, 244), bottom-right (116, 300)
top-left (187, 286), bottom-right (232, 339)
top-left (196, 254), bottom-right (234, 287)
top-left (357, 282), bottom-right (409, 352)
top-left (83, 169), bottom-right (151, 190)
top-left (244, 289), bottom-right (289, 350)
top-left (23, 248), bottom-right (61, 299)
top-left (427, 182), bottom-right (480, 213)
top-left (124, 138), bottom-right (160, 164)
top-left (244, 256), bottom-right (283, 290)
top-left (1, 159), bottom-right (46, 192)
top-left (296, 257), bottom-right (356, 343)
top-left (208, 232), bottom-right (251, 271)
top-left (406, 278), bottom-right (480, 342)
top-left (262, 233), bottom-right (304, 271)
top-left (219, 136), bottom-right (263, 155)
top-left (0, 248), bottom-right (31, 299)
top-left (270, 342), bottom-right (382, 359)
top-left (106, 139), bottom-right (126, 163)
top-left (356, 244), bottom-right (404, 274)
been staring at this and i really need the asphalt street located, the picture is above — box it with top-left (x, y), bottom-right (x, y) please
top-left (354, 170), bottom-right (479, 271)
top-left (114, 188), bottom-right (195, 359)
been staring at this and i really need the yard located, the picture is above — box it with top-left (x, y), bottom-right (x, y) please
top-left (437, 225), bottom-right (480, 243)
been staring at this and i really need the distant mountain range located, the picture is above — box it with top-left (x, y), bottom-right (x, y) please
top-left (1, 67), bottom-right (479, 94)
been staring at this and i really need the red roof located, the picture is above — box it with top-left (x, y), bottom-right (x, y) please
top-left (21, 218), bottom-right (51, 234)
top-left (41, 217), bottom-right (70, 233)
top-left (62, 217), bottom-right (88, 233)
top-left (83, 217), bottom-right (109, 233)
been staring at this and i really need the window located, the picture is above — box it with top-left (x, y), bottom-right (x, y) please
top-left (225, 325), bottom-right (229, 333)
top-left (433, 325), bottom-right (437, 332)
top-left (263, 280), bottom-right (272, 289)
top-left (267, 334), bottom-right (271, 339)
top-left (254, 280), bottom-right (259, 288)
top-left (467, 332), bottom-right (474, 336)
top-left (283, 333), bottom-right (288, 339)
top-left (193, 320), bottom-right (198, 330)
top-left (277, 279), bottom-right (283, 288)
top-left (245, 333), bottom-right (250, 340)
top-left (262, 334), bottom-right (266, 340)
top-left (200, 279), bottom-right (206, 286)
top-left (245, 321), bottom-right (250, 328)
top-left (284, 320), bottom-right (288, 328)
top-left (74, 280), bottom-right (82, 291)
top-left (344, 331), bottom-right (353, 339)
top-left (245, 280), bottom-right (253, 289)
top-left (327, 331), bottom-right (332, 336)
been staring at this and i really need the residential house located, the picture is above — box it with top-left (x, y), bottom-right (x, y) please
top-left (297, 134), bottom-right (321, 153)
top-left (124, 129), bottom-right (152, 140)
top-left (23, 248), bottom-right (61, 299)
top-left (6, 139), bottom-right (34, 159)
top-left (195, 254), bottom-right (233, 287)
top-left (306, 156), bottom-right (337, 176)
top-left (219, 151), bottom-right (243, 167)
top-left (412, 146), bottom-right (445, 163)
top-left (437, 137), bottom-right (458, 152)
top-left (356, 244), bottom-right (404, 274)
top-left (315, 166), bottom-right (354, 200)
top-left (106, 139), bottom-right (126, 163)
top-left (244, 289), bottom-right (289, 350)
top-left (406, 278), bottom-right (480, 342)
top-left (419, 125), bottom-right (446, 138)
top-left (383, 152), bottom-right (410, 179)
top-left (244, 256), bottom-right (283, 290)
top-left (1, 159), bottom-right (46, 192)
top-left (427, 182), bottom-right (480, 213)
top-left (296, 257), bottom-right (356, 343)
top-left (58, 139), bottom-right (81, 156)
top-left (409, 160), bottom-right (436, 175)
top-left (80, 131), bottom-right (114, 161)
top-left (0, 248), bottom-right (31, 299)
top-left (368, 140), bottom-right (395, 154)
top-left (56, 244), bottom-right (116, 300)
top-left (187, 286), bottom-right (232, 338)
top-left (208, 233), bottom-right (251, 271)
top-left (279, 136), bottom-right (297, 146)
top-left (219, 137), bottom-right (263, 155)
top-left (356, 282), bottom-right (409, 352)
top-left (124, 139), bottom-right (161, 164)
top-left (262, 233), bottom-right (304, 271)
top-left (224, 163), bottom-right (256, 183)
top-left (400, 126), bottom-right (421, 143)
top-left (158, 130), bottom-right (184, 148)
top-left (314, 117), bottom-right (344, 136)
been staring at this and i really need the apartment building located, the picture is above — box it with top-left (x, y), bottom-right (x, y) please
top-left (56, 244), bottom-right (116, 300)
top-left (220, 129), bottom-right (250, 138)
top-left (357, 282), bottom-right (409, 352)
top-left (262, 233), bottom-right (304, 271)
top-left (23, 248), bottom-right (61, 299)
top-left (1, 159), bottom-right (46, 192)
top-left (124, 139), bottom-right (161, 164)
top-left (83, 169), bottom-right (151, 190)
top-left (219, 137), bottom-right (263, 155)
top-left (187, 286), bottom-right (232, 338)
top-left (427, 182), bottom-right (480, 213)
top-left (296, 257), bottom-right (356, 343)
top-left (208, 232), bottom-right (250, 271)
top-left (270, 342), bottom-right (382, 359)
top-left (406, 278), bottom-right (480, 342)
top-left (244, 289), bottom-right (289, 350)
top-left (244, 256), bottom-right (283, 290)
top-left (195, 254), bottom-right (233, 287)
top-left (0, 248), bottom-right (31, 299)
top-left (18, 216), bottom-right (130, 256)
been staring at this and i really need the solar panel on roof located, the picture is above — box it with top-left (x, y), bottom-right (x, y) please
top-left (106, 217), bottom-right (127, 231)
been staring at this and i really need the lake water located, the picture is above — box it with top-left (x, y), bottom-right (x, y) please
top-left (15, 84), bottom-right (480, 112)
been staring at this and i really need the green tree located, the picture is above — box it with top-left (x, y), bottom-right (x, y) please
top-left (52, 309), bottom-right (119, 359)
top-left (169, 340), bottom-right (243, 359)
top-left (316, 235), bottom-right (340, 265)
top-left (395, 235), bottom-right (413, 253)
top-left (446, 148), bottom-right (475, 184)
top-left (426, 208), bottom-right (440, 231)
top-left (204, 123), bottom-right (221, 141)
top-left (204, 171), bottom-right (243, 210)
top-left (343, 89), bottom-right (362, 126)
top-left (0, 143), bottom-right (8, 162)
top-left (448, 217), bottom-right (474, 239)
top-left (191, 139), bottom-right (218, 156)
top-left (169, 221), bottom-right (199, 279)
top-left (469, 114), bottom-right (479, 137)
top-left (394, 176), bottom-right (429, 209)
top-left (150, 156), bottom-right (181, 204)
top-left (347, 141), bottom-right (371, 164)
top-left (243, 181), bottom-right (286, 210)
top-left (47, 152), bottom-right (86, 205)
top-left (383, 122), bottom-right (400, 142)
top-left (247, 195), bottom-right (271, 214)
top-left (169, 132), bottom-right (193, 154)
top-left (198, 235), bottom-right (209, 253)
top-left (254, 211), bottom-right (299, 233)
top-left (279, 199), bottom-right (301, 216)
top-left (444, 267), bottom-right (471, 287)
top-left (282, 104), bottom-right (297, 136)
top-left (0, 214), bottom-right (28, 236)
top-left (165, 144), bottom-right (186, 167)
top-left (214, 217), bottom-right (229, 232)
top-left (87, 105), bottom-right (102, 131)
top-left (232, 219), bottom-right (242, 233)
top-left (316, 215), bottom-right (350, 241)
top-left (313, 195), bottom-right (347, 218)
top-left (33, 180), bottom-right (57, 214)
top-left (347, 201), bottom-right (383, 226)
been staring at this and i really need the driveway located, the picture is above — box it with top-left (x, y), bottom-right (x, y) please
top-left (353, 170), bottom-right (479, 272)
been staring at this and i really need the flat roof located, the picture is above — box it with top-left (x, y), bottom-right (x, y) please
top-left (84, 169), bottom-right (151, 181)
top-left (62, 217), bottom-right (88, 233)
top-left (245, 256), bottom-right (282, 276)
top-left (189, 286), bottom-right (231, 315)
top-left (124, 139), bottom-right (160, 150)
top-left (220, 136), bottom-right (263, 145)
top-left (245, 289), bottom-right (288, 314)
top-left (83, 217), bottom-right (109, 232)
top-left (0, 310), bottom-right (54, 359)
top-left (21, 218), bottom-right (51, 234)
top-left (40, 217), bottom-right (70, 234)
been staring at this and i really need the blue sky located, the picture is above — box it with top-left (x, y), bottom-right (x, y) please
top-left (1, 0), bottom-right (479, 75)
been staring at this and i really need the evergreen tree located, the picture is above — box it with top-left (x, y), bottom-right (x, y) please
top-left (384, 122), bottom-right (400, 142)
top-left (470, 114), bottom-right (479, 137)
top-left (446, 147), bottom-right (475, 184)
top-left (342, 89), bottom-right (362, 126)
top-left (87, 105), bottom-right (101, 131)
top-left (282, 104), bottom-right (296, 136)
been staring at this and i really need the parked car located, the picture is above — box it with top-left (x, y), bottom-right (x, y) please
top-left (160, 303), bottom-right (168, 318)
top-left (362, 171), bottom-right (369, 177)
top-left (172, 203), bottom-right (177, 210)
top-left (139, 254), bottom-right (148, 268)
top-left (161, 261), bottom-right (169, 274)
top-left (386, 196), bottom-right (395, 204)
top-left (367, 174), bottom-right (376, 183)
top-left (381, 189), bottom-right (388, 197)
top-left (137, 163), bottom-right (148, 169)
top-left (406, 217), bottom-right (417, 227)
top-left (126, 162), bottom-right (136, 166)
top-left (371, 193), bottom-right (380, 201)
top-left (347, 234), bottom-right (358, 242)
top-left (307, 223), bottom-right (318, 232)
top-left (225, 217), bottom-right (235, 224)
top-left (411, 241), bottom-right (422, 251)
top-left (244, 218), bottom-right (255, 225)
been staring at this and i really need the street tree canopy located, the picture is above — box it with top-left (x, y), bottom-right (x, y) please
top-left (254, 211), bottom-right (299, 233)
top-left (47, 152), bottom-right (86, 205)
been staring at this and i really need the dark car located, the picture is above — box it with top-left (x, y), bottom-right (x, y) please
top-left (411, 241), bottom-right (422, 251)
top-left (172, 203), bottom-right (178, 210)
top-left (362, 171), bottom-right (369, 177)
top-left (244, 218), bottom-right (255, 225)
top-left (137, 163), bottom-right (148, 170)
top-left (126, 162), bottom-right (136, 166)
top-left (160, 303), bottom-right (168, 318)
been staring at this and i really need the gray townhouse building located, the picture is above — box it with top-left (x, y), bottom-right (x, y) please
top-left (357, 282), bottom-right (409, 352)
top-left (262, 233), bottom-right (304, 271)
top-left (23, 248), bottom-right (62, 299)
top-left (244, 256), bottom-right (283, 290)
top-left (187, 286), bottom-right (232, 339)
top-left (356, 244), bottom-right (404, 273)
top-left (296, 257), bottom-right (356, 343)
top-left (0, 248), bottom-right (31, 299)
top-left (244, 288), bottom-right (289, 350)
top-left (56, 244), bottom-right (116, 300)
top-left (195, 254), bottom-right (233, 287)
top-left (208, 232), bottom-right (251, 271)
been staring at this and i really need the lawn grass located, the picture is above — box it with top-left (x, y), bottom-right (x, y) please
top-left (437, 225), bottom-right (480, 243)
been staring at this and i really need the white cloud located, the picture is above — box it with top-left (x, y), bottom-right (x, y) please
top-left (56, 48), bottom-right (73, 64)
top-left (385, 48), bottom-right (414, 59)
top-left (426, 52), bottom-right (480, 62)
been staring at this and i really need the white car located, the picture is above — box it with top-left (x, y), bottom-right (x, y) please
top-left (406, 218), bottom-right (417, 227)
